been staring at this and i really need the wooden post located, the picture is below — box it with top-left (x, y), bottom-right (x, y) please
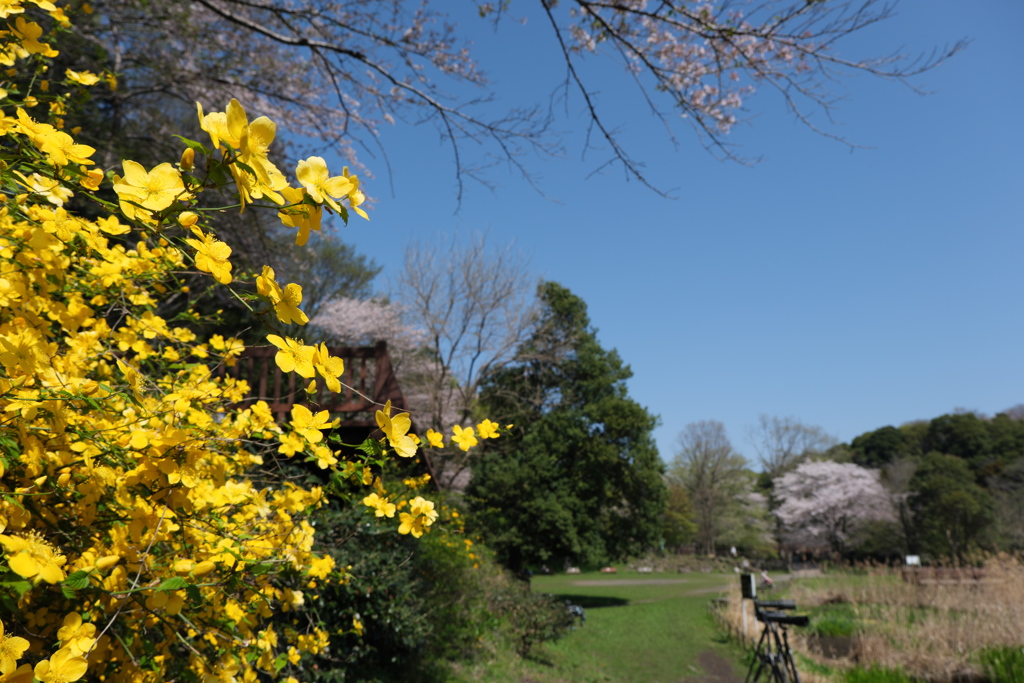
top-left (741, 597), bottom-right (748, 646)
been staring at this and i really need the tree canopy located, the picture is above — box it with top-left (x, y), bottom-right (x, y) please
top-left (468, 282), bottom-right (665, 572)
top-left (909, 452), bottom-right (994, 561)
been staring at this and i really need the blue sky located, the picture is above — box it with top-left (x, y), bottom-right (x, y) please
top-left (327, 0), bottom-right (1024, 464)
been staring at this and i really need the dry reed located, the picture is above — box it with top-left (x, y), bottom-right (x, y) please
top-left (713, 554), bottom-right (1024, 682)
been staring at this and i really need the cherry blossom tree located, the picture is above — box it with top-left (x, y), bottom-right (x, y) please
top-left (68, 0), bottom-right (964, 197)
top-left (773, 460), bottom-right (895, 555)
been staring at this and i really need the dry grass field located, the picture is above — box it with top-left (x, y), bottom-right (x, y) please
top-left (714, 555), bottom-right (1024, 682)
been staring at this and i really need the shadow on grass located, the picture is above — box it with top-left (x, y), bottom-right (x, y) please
top-left (549, 593), bottom-right (630, 609)
top-left (523, 651), bottom-right (557, 667)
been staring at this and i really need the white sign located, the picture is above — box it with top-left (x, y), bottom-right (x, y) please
top-left (905, 555), bottom-right (921, 566)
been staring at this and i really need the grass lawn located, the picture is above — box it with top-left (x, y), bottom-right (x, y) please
top-left (450, 571), bottom-right (745, 683)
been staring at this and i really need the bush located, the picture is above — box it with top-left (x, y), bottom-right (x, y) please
top-left (978, 645), bottom-right (1024, 683)
top-left (813, 613), bottom-right (858, 638)
top-left (489, 583), bottom-right (577, 657)
top-left (811, 604), bottom-right (859, 638)
top-left (0, 7), bottom-right (501, 681)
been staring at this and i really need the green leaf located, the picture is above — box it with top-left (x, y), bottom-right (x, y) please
top-left (233, 160), bottom-right (258, 180)
top-left (185, 584), bottom-right (203, 604)
top-left (156, 576), bottom-right (188, 592)
top-left (247, 562), bottom-right (273, 576)
top-left (61, 583), bottom-right (77, 599)
top-left (357, 438), bottom-right (383, 457)
top-left (63, 570), bottom-right (91, 590)
top-left (208, 163), bottom-right (228, 187)
top-left (172, 135), bottom-right (211, 156)
top-left (0, 570), bottom-right (32, 597)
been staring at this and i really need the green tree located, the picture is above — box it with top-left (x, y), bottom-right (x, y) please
top-left (923, 413), bottom-right (992, 471)
top-left (851, 425), bottom-right (916, 468)
top-left (989, 458), bottom-right (1024, 551)
top-left (662, 482), bottom-right (698, 550)
top-left (909, 452), bottom-right (994, 561)
top-left (467, 282), bottom-right (666, 572)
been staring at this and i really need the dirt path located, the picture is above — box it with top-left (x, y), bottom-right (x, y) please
top-left (680, 650), bottom-right (744, 683)
top-left (571, 578), bottom-right (698, 587)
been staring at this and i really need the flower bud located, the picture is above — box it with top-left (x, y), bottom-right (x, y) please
top-left (191, 560), bottom-right (216, 577)
top-left (178, 211), bottom-right (199, 228)
top-left (95, 555), bottom-right (121, 570)
top-left (180, 147), bottom-right (195, 170)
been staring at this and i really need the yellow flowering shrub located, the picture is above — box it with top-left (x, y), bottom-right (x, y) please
top-left (0, 4), bottom-right (498, 681)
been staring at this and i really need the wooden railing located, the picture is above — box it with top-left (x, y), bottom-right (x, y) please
top-left (217, 340), bottom-right (407, 429)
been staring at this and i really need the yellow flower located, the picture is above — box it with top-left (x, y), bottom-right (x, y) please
top-left (15, 171), bottom-right (72, 206)
top-left (197, 100), bottom-right (244, 151)
top-left (238, 115), bottom-right (287, 200)
top-left (313, 344), bottom-right (345, 393)
top-left (306, 555), bottom-right (334, 580)
top-left (210, 335), bottom-right (245, 366)
top-left (397, 497), bottom-right (438, 538)
top-left (56, 613), bottom-right (96, 656)
top-left (312, 444), bottom-right (337, 469)
top-left (451, 425), bottom-right (478, 452)
top-left (112, 160), bottom-right (188, 220)
top-left (291, 404), bottom-right (330, 444)
top-left (65, 69), bottom-right (100, 86)
top-left (375, 400), bottom-right (416, 458)
top-left (278, 186), bottom-right (323, 246)
top-left (397, 512), bottom-right (425, 537)
top-left (116, 359), bottom-right (145, 401)
top-left (35, 129), bottom-right (95, 167)
top-left (295, 156), bottom-right (355, 214)
top-left (0, 531), bottom-right (67, 584)
top-left (0, 617), bottom-right (30, 675)
top-left (198, 99), bottom-right (286, 206)
top-left (79, 167), bottom-right (103, 191)
top-left (15, 107), bottom-right (54, 141)
top-left (0, 663), bottom-right (33, 683)
top-left (184, 231), bottom-right (233, 284)
top-left (0, 2), bottom-right (25, 20)
top-left (341, 167), bottom-right (369, 220)
top-left (33, 647), bottom-right (88, 683)
top-left (266, 335), bottom-right (316, 378)
top-left (362, 493), bottom-right (396, 518)
top-left (426, 429), bottom-right (445, 449)
top-left (12, 18), bottom-right (58, 57)
top-left (476, 419), bottom-right (500, 439)
top-left (277, 432), bottom-right (305, 457)
top-left (352, 616), bottom-right (364, 637)
top-left (255, 266), bottom-right (309, 326)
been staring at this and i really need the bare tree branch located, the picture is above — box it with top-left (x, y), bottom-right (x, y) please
top-left (393, 233), bottom-right (537, 489)
top-left (73, 0), bottom-right (965, 200)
